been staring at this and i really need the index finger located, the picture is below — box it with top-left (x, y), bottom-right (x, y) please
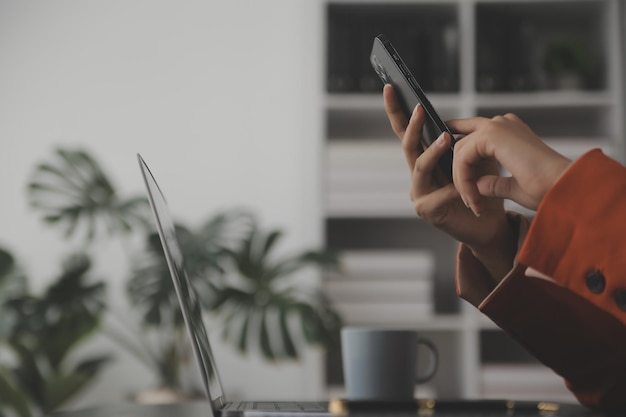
top-left (446, 117), bottom-right (488, 136)
top-left (452, 136), bottom-right (485, 217)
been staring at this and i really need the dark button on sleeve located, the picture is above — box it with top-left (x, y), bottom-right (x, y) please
top-left (585, 270), bottom-right (606, 294)
top-left (615, 290), bottom-right (626, 312)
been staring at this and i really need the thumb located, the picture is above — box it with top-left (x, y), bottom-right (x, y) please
top-left (476, 175), bottom-right (517, 200)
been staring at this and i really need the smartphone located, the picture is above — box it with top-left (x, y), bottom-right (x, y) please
top-left (370, 34), bottom-right (455, 182)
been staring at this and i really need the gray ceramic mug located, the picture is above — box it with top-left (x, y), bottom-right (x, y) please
top-left (341, 327), bottom-right (439, 401)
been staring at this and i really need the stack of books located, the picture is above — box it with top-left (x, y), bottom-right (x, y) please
top-left (325, 250), bottom-right (436, 326)
top-left (326, 141), bottom-right (414, 217)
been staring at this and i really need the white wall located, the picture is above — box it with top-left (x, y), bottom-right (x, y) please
top-left (0, 0), bottom-right (325, 409)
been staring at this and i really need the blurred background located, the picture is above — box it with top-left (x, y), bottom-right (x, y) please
top-left (0, 1), bottom-right (625, 415)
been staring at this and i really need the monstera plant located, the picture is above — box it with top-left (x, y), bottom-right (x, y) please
top-left (123, 210), bottom-right (256, 390)
top-left (0, 248), bottom-right (109, 417)
top-left (28, 148), bottom-right (150, 242)
top-left (25, 146), bottom-right (343, 397)
top-left (210, 225), bottom-right (342, 360)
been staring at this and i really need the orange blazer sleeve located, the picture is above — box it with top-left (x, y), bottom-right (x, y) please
top-left (456, 149), bottom-right (626, 411)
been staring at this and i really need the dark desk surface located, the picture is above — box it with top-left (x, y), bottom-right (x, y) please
top-left (48, 401), bottom-right (623, 417)
top-left (50, 401), bottom-right (214, 417)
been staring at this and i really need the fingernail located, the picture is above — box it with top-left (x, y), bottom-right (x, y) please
top-left (435, 132), bottom-right (447, 146)
top-left (413, 103), bottom-right (421, 116)
top-left (471, 205), bottom-right (481, 218)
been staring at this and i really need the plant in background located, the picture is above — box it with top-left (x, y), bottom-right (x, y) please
top-left (28, 148), bottom-right (151, 242)
top-left (0, 246), bottom-right (30, 417)
top-left (211, 225), bottom-right (342, 360)
top-left (0, 248), bottom-right (28, 341)
top-left (543, 37), bottom-right (594, 89)
top-left (124, 210), bottom-right (255, 391)
top-left (0, 249), bottom-right (109, 417)
top-left (25, 146), bottom-right (344, 399)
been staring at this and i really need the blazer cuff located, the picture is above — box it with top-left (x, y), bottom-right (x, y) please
top-left (517, 149), bottom-right (626, 324)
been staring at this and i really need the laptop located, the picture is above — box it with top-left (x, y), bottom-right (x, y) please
top-left (137, 154), bottom-right (331, 416)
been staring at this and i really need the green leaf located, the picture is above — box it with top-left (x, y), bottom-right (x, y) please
top-left (260, 230), bottom-right (282, 260)
top-left (237, 308), bottom-right (251, 353)
top-left (278, 305), bottom-right (297, 359)
top-left (259, 308), bottom-right (274, 361)
top-left (0, 248), bottom-right (15, 277)
top-left (200, 209), bottom-right (256, 250)
top-left (0, 368), bottom-right (32, 417)
top-left (28, 147), bottom-right (150, 241)
top-left (10, 342), bottom-right (46, 408)
top-left (43, 371), bottom-right (92, 413)
top-left (0, 248), bottom-right (28, 338)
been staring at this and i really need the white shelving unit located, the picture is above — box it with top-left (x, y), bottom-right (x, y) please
top-left (320, 0), bottom-right (623, 400)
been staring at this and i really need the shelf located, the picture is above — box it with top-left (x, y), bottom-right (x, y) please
top-left (328, 91), bottom-right (616, 111)
top-left (326, 93), bottom-right (463, 111)
top-left (480, 364), bottom-right (576, 402)
top-left (338, 314), bottom-right (471, 331)
top-left (325, 137), bottom-right (613, 218)
top-left (322, 0), bottom-right (623, 399)
top-left (409, 314), bottom-right (471, 332)
top-left (475, 91), bottom-right (616, 108)
top-left (327, 2), bottom-right (459, 94)
top-left (475, 1), bottom-right (607, 93)
top-left (326, 203), bottom-right (415, 218)
top-left (477, 106), bottom-right (614, 139)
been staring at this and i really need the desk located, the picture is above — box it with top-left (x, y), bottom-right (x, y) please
top-left (48, 401), bottom-right (621, 417)
top-left (50, 401), bottom-right (213, 417)
top-left (49, 401), bottom-right (625, 417)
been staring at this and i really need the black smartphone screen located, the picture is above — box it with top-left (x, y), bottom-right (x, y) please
top-left (370, 34), bottom-right (454, 182)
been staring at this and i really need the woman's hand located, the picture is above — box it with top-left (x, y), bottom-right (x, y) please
top-left (447, 114), bottom-right (572, 216)
top-left (383, 85), bottom-right (516, 282)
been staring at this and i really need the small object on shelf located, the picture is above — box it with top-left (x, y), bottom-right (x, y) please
top-left (543, 37), bottom-right (595, 90)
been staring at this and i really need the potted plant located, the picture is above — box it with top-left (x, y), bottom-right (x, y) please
top-left (0, 248), bottom-right (109, 417)
top-left (122, 210), bottom-right (257, 401)
top-left (543, 37), bottom-right (594, 90)
top-left (209, 224), bottom-right (341, 361)
top-left (26, 147), bottom-right (343, 401)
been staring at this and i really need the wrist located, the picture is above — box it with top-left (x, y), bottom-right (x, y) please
top-left (535, 151), bottom-right (572, 208)
top-left (468, 214), bottom-right (518, 284)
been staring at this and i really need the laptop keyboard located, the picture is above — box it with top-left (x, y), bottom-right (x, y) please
top-left (235, 402), bottom-right (327, 412)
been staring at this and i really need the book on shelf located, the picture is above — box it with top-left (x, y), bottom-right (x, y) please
top-left (326, 142), bottom-right (412, 215)
top-left (334, 302), bottom-right (434, 325)
top-left (326, 193), bottom-right (415, 217)
top-left (325, 280), bottom-right (433, 304)
top-left (326, 142), bottom-right (410, 212)
top-left (330, 249), bottom-right (436, 279)
top-left (324, 250), bottom-right (436, 325)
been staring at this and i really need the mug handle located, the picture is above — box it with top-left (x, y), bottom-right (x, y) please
top-left (415, 337), bottom-right (439, 384)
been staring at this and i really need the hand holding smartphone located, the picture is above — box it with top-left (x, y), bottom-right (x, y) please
top-left (370, 34), bottom-right (455, 182)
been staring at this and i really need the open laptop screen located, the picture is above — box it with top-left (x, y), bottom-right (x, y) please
top-left (138, 154), bottom-right (226, 411)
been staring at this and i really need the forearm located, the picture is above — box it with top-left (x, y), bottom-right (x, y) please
top-left (467, 213), bottom-right (518, 286)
